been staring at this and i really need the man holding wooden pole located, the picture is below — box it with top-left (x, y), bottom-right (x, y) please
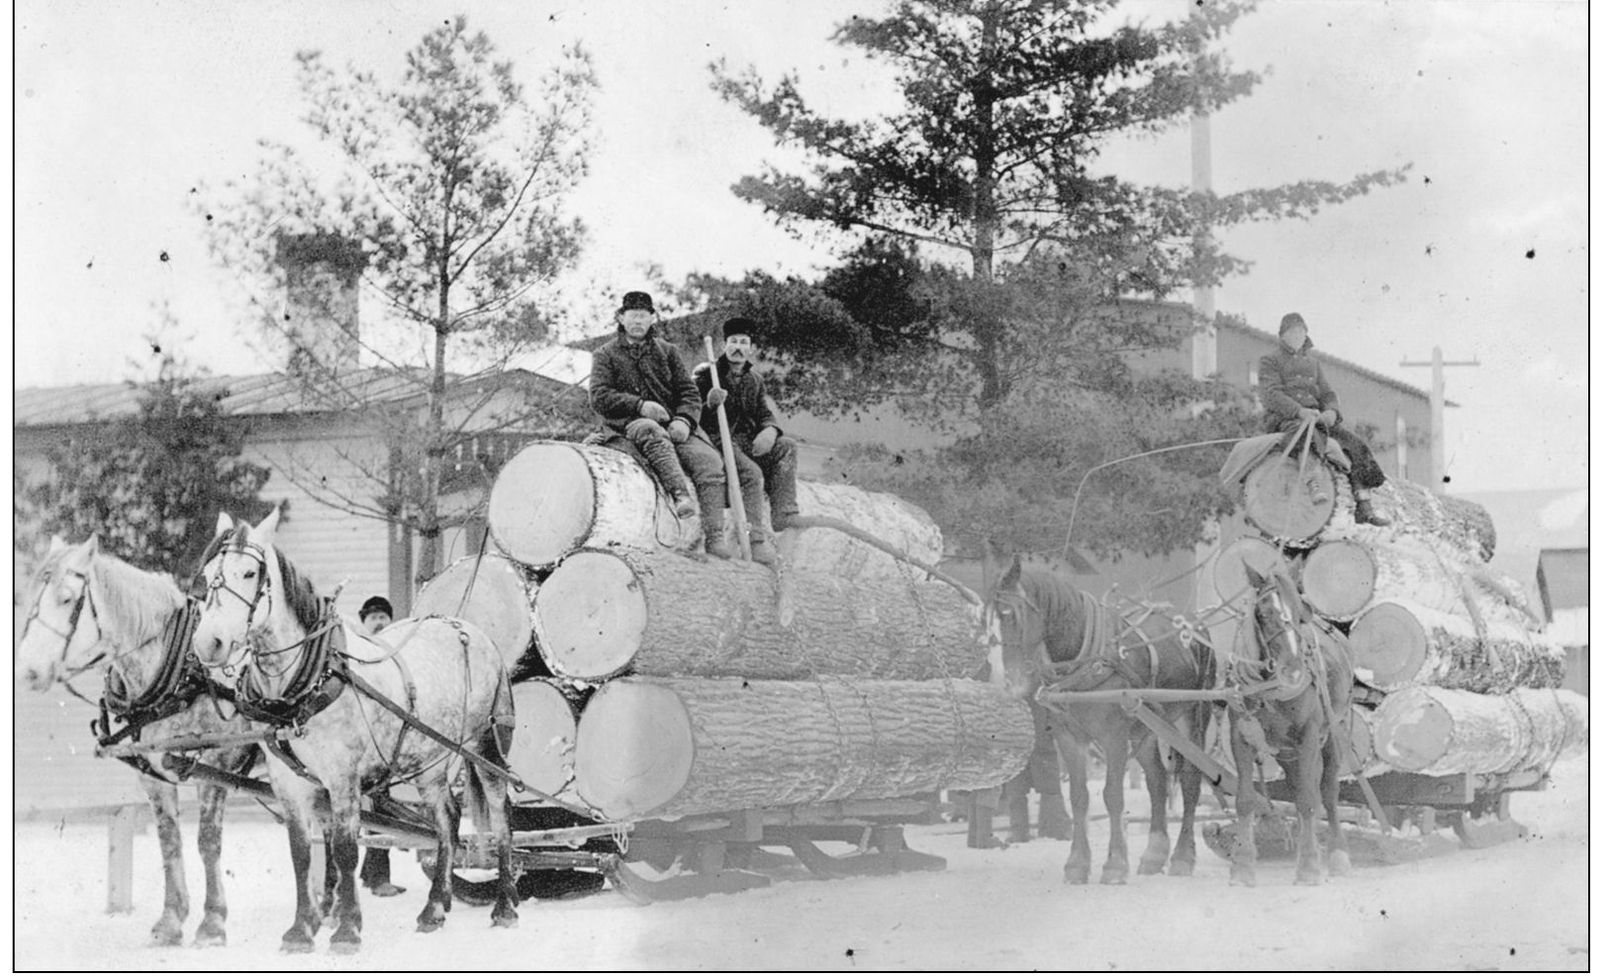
top-left (695, 317), bottom-right (797, 567)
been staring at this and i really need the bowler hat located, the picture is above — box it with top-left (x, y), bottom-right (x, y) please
top-left (618, 291), bottom-right (656, 314)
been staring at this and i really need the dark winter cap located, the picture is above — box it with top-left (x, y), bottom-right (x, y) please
top-left (1279, 312), bottom-right (1308, 336)
top-left (359, 596), bottom-right (393, 620)
top-left (722, 317), bottom-right (759, 340)
top-left (618, 291), bottom-right (656, 314)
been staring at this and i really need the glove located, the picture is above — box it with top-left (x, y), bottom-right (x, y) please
top-left (1318, 409), bottom-right (1338, 427)
top-left (624, 417), bottom-right (667, 442)
top-left (705, 387), bottom-right (728, 409)
top-left (751, 426), bottom-right (778, 457)
top-left (639, 400), bottom-right (671, 423)
top-left (667, 418), bottom-right (691, 444)
top-left (1297, 407), bottom-right (1320, 424)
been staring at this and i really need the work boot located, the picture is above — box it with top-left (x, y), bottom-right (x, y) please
top-left (704, 520), bottom-right (736, 560)
top-left (638, 436), bottom-right (697, 519)
top-left (668, 489), bottom-right (697, 521)
top-left (1354, 493), bottom-right (1391, 527)
top-left (748, 525), bottom-right (779, 567)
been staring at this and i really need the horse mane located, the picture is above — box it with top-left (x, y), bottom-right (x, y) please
top-left (273, 547), bottom-right (327, 632)
top-left (87, 552), bottom-right (186, 645)
top-left (1007, 553), bottom-right (1086, 663)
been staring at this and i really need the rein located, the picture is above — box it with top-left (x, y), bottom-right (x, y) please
top-left (22, 567), bottom-right (111, 703)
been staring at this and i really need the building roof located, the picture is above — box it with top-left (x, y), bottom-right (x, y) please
top-left (14, 345), bottom-right (589, 427)
top-left (1215, 316), bottom-right (1438, 404)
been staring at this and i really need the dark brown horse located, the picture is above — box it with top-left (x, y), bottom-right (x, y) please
top-left (985, 546), bottom-right (1213, 884)
top-left (1229, 561), bottom-right (1355, 885)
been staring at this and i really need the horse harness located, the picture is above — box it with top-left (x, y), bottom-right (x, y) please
top-left (1050, 590), bottom-right (1206, 693)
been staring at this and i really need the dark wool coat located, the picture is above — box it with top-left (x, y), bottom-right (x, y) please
top-left (588, 325), bottom-right (703, 433)
top-left (692, 356), bottom-right (781, 446)
top-left (1258, 338), bottom-right (1343, 433)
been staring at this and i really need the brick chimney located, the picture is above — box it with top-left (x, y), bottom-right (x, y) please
top-left (275, 232), bottom-right (367, 373)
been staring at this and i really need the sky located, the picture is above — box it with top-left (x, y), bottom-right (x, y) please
top-left (11, 0), bottom-right (1592, 493)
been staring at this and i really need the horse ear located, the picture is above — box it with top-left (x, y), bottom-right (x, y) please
top-left (214, 511), bottom-right (235, 537)
top-left (85, 535), bottom-right (100, 557)
top-left (981, 538), bottom-right (1002, 588)
top-left (1242, 559), bottom-right (1266, 590)
top-left (254, 504), bottom-right (283, 539)
top-left (1000, 554), bottom-right (1023, 591)
top-left (47, 534), bottom-right (67, 555)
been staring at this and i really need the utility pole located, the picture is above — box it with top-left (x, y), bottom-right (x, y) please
top-left (1400, 346), bottom-right (1479, 493)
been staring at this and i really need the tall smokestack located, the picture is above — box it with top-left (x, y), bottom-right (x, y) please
top-left (274, 233), bottom-right (367, 373)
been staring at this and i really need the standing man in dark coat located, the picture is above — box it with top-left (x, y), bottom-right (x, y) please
top-left (589, 290), bottom-right (753, 559)
top-left (693, 318), bottom-right (799, 554)
top-left (1259, 312), bottom-right (1391, 526)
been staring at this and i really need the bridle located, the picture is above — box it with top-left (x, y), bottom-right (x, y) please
top-left (201, 540), bottom-right (274, 656)
top-left (20, 565), bottom-right (110, 697)
top-left (1237, 577), bottom-right (1320, 702)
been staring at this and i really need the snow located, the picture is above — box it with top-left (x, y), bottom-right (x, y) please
top-left (14, 754), bottom-right (1588, 972)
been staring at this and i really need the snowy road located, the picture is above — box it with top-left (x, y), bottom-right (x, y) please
top-left (13, 754), bottom-right (1587, 971)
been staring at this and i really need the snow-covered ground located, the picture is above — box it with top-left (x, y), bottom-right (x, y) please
top-left (14, 754), bottom-right (1587, 971)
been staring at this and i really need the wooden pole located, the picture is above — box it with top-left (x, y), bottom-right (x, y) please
top-left (704, 336), bottom-right (752, 561)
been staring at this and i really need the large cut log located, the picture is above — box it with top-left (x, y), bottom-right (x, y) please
top-left (572, 676), bottom-right (1035, 821)
top-left (507, 679), bottom-right (586, 804)
top-left (1241, 452), bottom-right (1343, 546)
top-left (1348, 599), bottom-right (1565, 694)
top-left (413, 553), bottom-right (541, 675)
top-left (1299, 539), bottom-right (1376, 621)
top-left (1364, 481), bottom-right (1497, 561)
top-left (1371, 686), bottom-right (1587, 776)
top-left (1333, 529), bottom-right (1538, 624)
top-left (531, 547), bottom-right (984, 682)
top-left (1341, 703), bottom-right (1388, 778)
top-left (1212, 535), bottom-right (1285, 604)
top-left (486, 440), bottom-right (945, 576)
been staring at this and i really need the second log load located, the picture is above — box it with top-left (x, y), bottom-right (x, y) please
top-left (571, 676), bottom-right (1036, 822)
top-left (1370, 686), bottom-right (1588, 777)
top-left (530, 547), bottom-right (985, 682)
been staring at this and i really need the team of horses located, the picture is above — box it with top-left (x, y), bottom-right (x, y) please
top-left (17, 507), bottom-right (1360, 953)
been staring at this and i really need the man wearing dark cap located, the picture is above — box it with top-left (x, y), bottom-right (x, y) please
top-left (355, 594), bottom-right (405, 895)
top-left (1259, 312), bottom-right (1391, 526)
top-left (694, 318), bottom-right (798, 558)
top-left (359, 595), bottom-right (393, 633)
top-left (590, 291), bottom-right (754, 560)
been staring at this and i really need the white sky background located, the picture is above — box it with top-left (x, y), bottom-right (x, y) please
top-left (12, 0), bottom-right (1591, 493)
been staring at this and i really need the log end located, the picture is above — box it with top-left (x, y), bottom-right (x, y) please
top-left (414, 553), bottom-right (535, 669)
top-left (1301, 539), bottom-right (1377, 621)
top-left (1213, 536), bottom-right (1284, 604)
top-left (488, 442), bottom-right (595, 568)
top-left (1350, 602), bottom-right (1427, 691)
top-left (533, 550), bottom-right (644, 682)
top-left (508, 680), bottom-right (580, 801)
top-left (573, 679), bottom-right (693, 820)
top-left (1371, 688), bottom-right (1450, 772)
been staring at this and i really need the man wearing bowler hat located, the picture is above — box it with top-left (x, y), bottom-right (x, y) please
top-left (694, 317), bottom-right (799, 547)
top-left (590, 290), bottom-right (769, 561)
top-left (1259, 312), bottom-right (1391, 526)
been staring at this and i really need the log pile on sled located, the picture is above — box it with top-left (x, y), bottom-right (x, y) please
top-left (1219, 439), bottom-right (1586, 787)
top-left (415, 440), bottom-right (1035, 825)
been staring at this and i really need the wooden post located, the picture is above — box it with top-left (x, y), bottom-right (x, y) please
top-left (703, 337), bottom-right (751, 560)
top-left (106, 804), bottom-right (141, 915)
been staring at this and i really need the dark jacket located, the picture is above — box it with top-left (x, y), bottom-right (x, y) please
top-left (1258, 338), bottom-right (1342, 432)
top-left (693, 356), bottom-right (780, 446)
top-left (589, 326), bottom-right (703, 433)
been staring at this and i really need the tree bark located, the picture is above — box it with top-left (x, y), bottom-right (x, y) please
top-left (1371, 686), bottom-right (1587, 776)
top-left (413, 552), bottom-right (539, 674)
top-left (486, 440), bottom-right (944, 576)
top-left (572, 676), bottom-right (1035, 821)
top-left (530, 547), bottom-right (983, 683)
top-left (1366, 479), bottom-right (1497, 561)
top-left (1339, 529), bottom-right (1536, 623)
top-left (1348, 599), bottom-right (1565, 694)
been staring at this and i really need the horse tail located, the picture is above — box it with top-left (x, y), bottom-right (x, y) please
top-left (465, 665), bottom-right (516, 837)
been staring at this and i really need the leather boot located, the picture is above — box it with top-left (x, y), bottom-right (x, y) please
top-left (748, 525), bottom-right (779, 567)
top-left (704, 517), bottom-right (736, 559)
top-left (1354, 493), bottom-right (1391, 527)
top-left (639, 436), bottom-right (697, 519)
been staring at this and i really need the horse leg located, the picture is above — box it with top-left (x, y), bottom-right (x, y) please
top-left (468, 734), bottom-right (519, 928)
top-left (1029, 725), bottom-right (1071, 839)
top-left (1054, 728), bottom-right (1092, 884)
top-left (325, 788), bottom-right (365, 952)
top-left (192, 781), bottom-right (230, 947)
top-left (1098, 723), bottom-right (1131, 884)
top-left (1227, 717), bottom-right (1260, 887)
top-left (1002, 768), bottom-right (1032, 843)
top-left (276, 787), bottom-right (323, 953)
top-left (1323, 733), bottom-right (1352, 877)
top-left (1168, 704), bottom-right (1207, 877)
top-left (140, 775), bottom-right (189, 947)
top-left (416, 781), bottom-right (457, 932)
top-left (1291, 723), bottom-right (1326, 886)
top-left (1135, 735), bottom-right (1172, 876)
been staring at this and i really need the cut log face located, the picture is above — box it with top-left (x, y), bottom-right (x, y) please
top-left (573, 676), bottom-right (1035, 822)
top-left (1300, 539), bottom-right (1377, 621)
top-left (488, 441), bottom-right (690, 569)
top-left (1350, 599), bottom-right (1565, 694)
top-left (507, 680), bottom-right (584, 803)
top-left (1212, 536), bottom-right (1285, 605)
top-left (531, 547), bottom-right (985, 683)
top-left (1241, 453), bottom-right (1340, 546)
top-left (413, 553), bottom-right (536, 672)
top-left (1371, 686), bottom-right (1587, 776)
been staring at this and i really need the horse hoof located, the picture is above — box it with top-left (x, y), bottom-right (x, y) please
top-left (416, 913), bottom-right (446, 934)
top-left (1329, 851), bottom-right (1353, 877)
top-left (1166, 860), bottom-right (1196, 878)
top-left (369, 882), bottom-right (407, 898)
top-left (1063, 867), bottom-right (1090, 885)
top-left (330, 939), bottom-right (362, 955)
top-left (192, 931), bottom-right (226, 949)
top-left (280, 939), bottom-right (314, 954)
top-left (1137, 859), bottom-right (1166, 876)
top-left (1099, 869), bottom-right (1128, 885)
top-left (149, 930), bottom-right (183, 948)
top-left (492, 913), bottom-right (519, 929)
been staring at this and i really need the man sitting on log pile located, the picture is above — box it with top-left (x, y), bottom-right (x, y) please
top-left (589, 291), bottom-right (772, 562)
top-left (1259, 312), bottom-right (1392, 527)
top-left (694, 317), bottom-right (800, 543)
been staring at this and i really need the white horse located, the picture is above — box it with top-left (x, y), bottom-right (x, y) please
top-left (190, 508), bottom-right (518, 954)
top-left (15, 535), bottom-right (262, 947)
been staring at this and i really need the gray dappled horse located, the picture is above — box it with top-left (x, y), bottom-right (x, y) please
top-left (985, 545), bottom-right (1213, 884)
top-left (191, 509), bottom-right (517, 953)
top-left (1231, 561), bottom-right (1354, 885)
top-left (16, 536), bottom-right (260, 947)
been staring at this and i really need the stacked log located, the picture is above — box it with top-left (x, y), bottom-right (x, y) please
top-left (426, 438), bottom-right (1033, 824)
top-left (1221, 439), bottom-right (1578, 787)
top-left (413, 553), bottom-right (541, 676)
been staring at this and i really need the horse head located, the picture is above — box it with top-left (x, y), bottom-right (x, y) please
top-left (15, 535), bottom-right (106, 692)
top-left (986, 548), bottom-right (1052, 701)
top-left (1242, 558), bottom-right (1313, 688)
top-left (192, 508), bottom-right (285, 670)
